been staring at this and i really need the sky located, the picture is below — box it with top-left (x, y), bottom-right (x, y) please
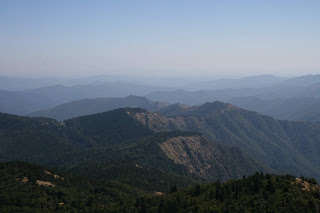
top-left (1, 0), bottom-right (320, 78)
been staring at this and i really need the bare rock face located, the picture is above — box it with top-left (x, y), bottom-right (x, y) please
top-left (44, 170), bottom-right (64, 180)
top-left (16, 177), bottom-right (29, 183)
top-left (295, 178), bottom-right (320, 192)
top-left (158, 135), bottom-right (262, 181)
top-left (36, 180), bottom-right (55, 187)
top-left (159, 135), bottom-right (216, 177)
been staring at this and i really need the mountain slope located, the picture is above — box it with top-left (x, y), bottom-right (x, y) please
top-left (127, 102), bottom-right (320, 179)
top-left (0, 161), bottom-right (143, 213)
top-left (0, 109), bottom-right (263, 184)
top-left (0, 113), bottom-right (84, 166)
top-left (64, 109), bottom-right (265, 181)
top-left (71, 130), bottom-right (265, 182)
top-left (139, 173), bottom-right (320, 213)
top-left (0, 112), bottom-right (198, 191)
top-left (2, 162), bottom-right (320, 213)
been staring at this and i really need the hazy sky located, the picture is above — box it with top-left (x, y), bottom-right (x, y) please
top-left (1, 0), bottom-right (319, 78)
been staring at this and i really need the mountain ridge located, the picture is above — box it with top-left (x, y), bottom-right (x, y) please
top-left (0, 107), bottom-right (264, 184)
top-left (29, 95), bottom-right (167, 120)
top-left (125, 101), bottom-right (320, 179)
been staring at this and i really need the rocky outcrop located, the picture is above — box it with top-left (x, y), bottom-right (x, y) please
top-left (159, 136), bottom-right (215, 177)
top-left (159, 135), bottom-right (264, 181)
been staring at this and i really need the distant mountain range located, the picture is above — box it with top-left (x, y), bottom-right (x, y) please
top-left (147, 74), bottom-right (320, 104)
top-left (0, 82), bottom-right (168, 115)
top-left (146, 74), bottom-right (320, 122)
top-left (0, 89), bottom-right (56, 115)
top-left (185, 74), bottom-right (287, 90)
top-left (0, 75), bottom-right (175, 91)
top-left (28, 93), bottom-right (320, 124)
top-left (1, 74), bottom-right (320, 122)
top-left (29, 95), bottom-right (167, 120)
top-left (0, 74), bottom-right (286, 91)
top-left (230, 96), bottom-right (320, 122)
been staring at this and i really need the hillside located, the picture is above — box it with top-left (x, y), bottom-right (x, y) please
top-left (139, 173), bottom-right (320, 213)
top-left (1, 162), bottom-right (319, 213)
top-left (63, 109), bottom-right (266, 182)
top-left (0, 109), bottom-right (263, 187)
top-left (127, 102), bottom-right (320, 179)
top-left (0, 161), bottom-right (143, 213)
top-left (0, 112), bottom-right (198, 192)
top-left (0, 112), bottom-right (83, 166)
top-left (68, 130), bottom-right (264, 182)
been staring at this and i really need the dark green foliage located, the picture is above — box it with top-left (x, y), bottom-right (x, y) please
top-left (64, 108), bottom-right (153, 146)
top-left (138, 173), bottom-right (320, 213)
top-left (0, 162), bottom-right (142, 213)
top-left (0, 113), bottom-right (82, 166)
top-left (1, 163), bottom-right (319, 213)
top-left (71, 162), bottom-right (197, 193)
top-left (63, 131), bottom-right (202, 192)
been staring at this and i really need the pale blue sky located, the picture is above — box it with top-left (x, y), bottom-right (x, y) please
top-left (1, 0), bottom-right (319, 77)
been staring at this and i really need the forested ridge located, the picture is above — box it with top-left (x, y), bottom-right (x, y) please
top-left (0, 108), bottom-right (265, 185)
top-left (1, 162), bottom-right (320, 212)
